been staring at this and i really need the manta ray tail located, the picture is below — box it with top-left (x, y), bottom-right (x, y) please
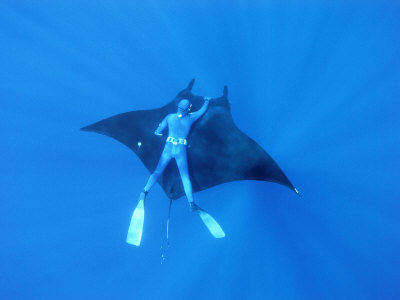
top-left (126, 192), bottom-right (146, 246)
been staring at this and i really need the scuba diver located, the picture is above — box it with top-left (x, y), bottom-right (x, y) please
top-left (126, 97), bottom-right (225, 246)
top-left (142, 97), bottom-right (210, 209)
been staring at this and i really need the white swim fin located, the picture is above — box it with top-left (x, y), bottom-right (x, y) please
top-left (193, 204), bottom-right (225, 239)
top-left (126, 192), bottom-right (146, 246)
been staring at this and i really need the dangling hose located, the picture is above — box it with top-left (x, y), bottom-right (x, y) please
top-left (161, 198), bottom-right (173, 264)
top-left (166, 197), bottom-right (172, 245)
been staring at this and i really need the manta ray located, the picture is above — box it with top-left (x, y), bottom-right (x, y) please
top-left (82, 79), bottom-right (298, 245)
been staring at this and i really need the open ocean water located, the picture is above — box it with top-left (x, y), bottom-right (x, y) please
top-left (1, 1), bottom-right (399, 299)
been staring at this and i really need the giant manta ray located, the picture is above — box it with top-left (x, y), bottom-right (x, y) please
top-left (82, 79), bottom-right (298, 245)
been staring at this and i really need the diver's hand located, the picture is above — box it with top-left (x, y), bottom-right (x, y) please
top-left (154, 131), bottom-right (163, 136)
top-left (204, 96), bottom-right (211, 102)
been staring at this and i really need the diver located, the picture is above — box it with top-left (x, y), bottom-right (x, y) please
top-left (141, 97), bottom-right (211, 210)
top-left (126, 96), bottom-right (225, 246)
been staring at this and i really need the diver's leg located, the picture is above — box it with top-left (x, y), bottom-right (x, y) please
top-left (143, 150), bottom-right (172, 193)
top-left (127, 149), bottom-right (172, 246)
top-left (175, 150), bottom-right (225, 238)
top-left (175, 150), bottom-right (194, 205)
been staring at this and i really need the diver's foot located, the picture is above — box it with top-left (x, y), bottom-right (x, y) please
top-left (139, 191), bottom-right (148, 201)
top-left (189, 202), bottom-right (201, 212)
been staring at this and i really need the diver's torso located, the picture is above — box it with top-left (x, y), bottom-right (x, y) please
top-left (162, 113), bottom-right (192, 158)
top-left (166, 113), bottom-right (194, 139)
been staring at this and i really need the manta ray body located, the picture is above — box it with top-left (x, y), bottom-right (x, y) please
top-left (81, 79), bottom-right (297, 201)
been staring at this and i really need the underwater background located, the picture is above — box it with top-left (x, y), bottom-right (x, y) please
top-left (1, 1), bottom-right (399, 299)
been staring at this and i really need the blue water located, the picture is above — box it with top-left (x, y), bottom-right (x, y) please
top-left (1, 1), bottom-right (399, 299)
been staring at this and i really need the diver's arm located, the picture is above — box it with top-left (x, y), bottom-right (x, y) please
top-left (154, 115), bottom-right (168, 136)
top-left (190, 97), bottom-right (211, 121)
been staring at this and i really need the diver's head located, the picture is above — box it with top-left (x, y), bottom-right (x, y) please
top-left (177, 99), bottom-right (192, 116)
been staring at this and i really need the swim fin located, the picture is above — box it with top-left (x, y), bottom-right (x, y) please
top-left (192, 203), bottom-right (225, 239)
top-left (126, 192), bottom-right (146, 246)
